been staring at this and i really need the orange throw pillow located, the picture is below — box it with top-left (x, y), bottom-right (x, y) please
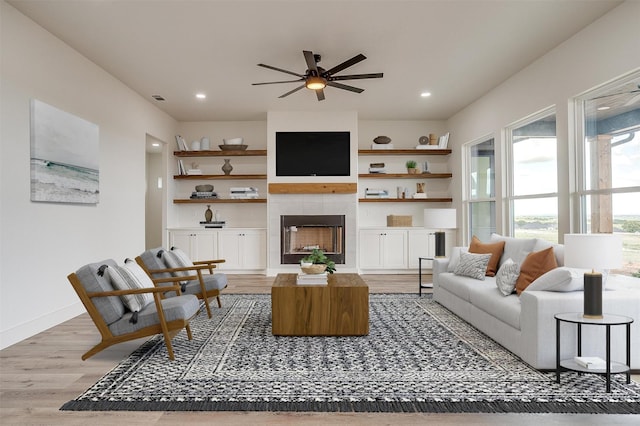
top-left (468, 235), bottom-right (505, 277)
top-left (515, 247), bottom-right (558, 295)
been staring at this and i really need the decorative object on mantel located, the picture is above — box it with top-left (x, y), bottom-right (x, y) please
top-left (195, 184), bottom-right (214, 192)
top-left (223, 137), bottom-right (243, 145)
top-left (406, 160), bottom-right (418, 174)
top-left (424, 208), bottom-right (457, 257)
top-left (191, 140), bottom-right (201, 150)
top-left (413, 182), bottom-right (427, 198)
top-left (418, 135), bottom-right (429, 145)
top-left (204, 205), bottom-right (213, 222)
top-left (200, 137), bottom-right (210, 150)
top-left (373, 136), bottom-right (391, 144)
top-left (564, 233), bottom-right (622, 318)
top-left (221, 159), bottom-right (233, 175)
top-left (429, 133), bottom-right (438, 145)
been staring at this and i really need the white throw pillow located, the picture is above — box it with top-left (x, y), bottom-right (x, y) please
top-left (161, 250), bottom-right (191, 279)
top-left (107, 260), bottom-right (155, 312)
top-left (524, 267), bottom-right (584, 292)
top-left (495, 258), bottom-right (520, 296)
top-left (170, 247), bottom-right (195, 267)
top-left (490, 233), bottom-right (536, 267)
top-left (453, 252), bottom-right (492, 280)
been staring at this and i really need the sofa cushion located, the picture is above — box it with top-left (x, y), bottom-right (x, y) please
top-left (468, 284), bottom-right (522, 330)
top-left (524, 267), bottom-right (584, 292)
top-left (453, 252), bottom-right (492, 280)
top-left (496, 258), bottom-right (521, 296)
top-left (437, 272), bottom-right (474, 302)
top-left (516, 247), bottom-right (558, 294)
top-left (490, 233), bottom-right (536, 267)
top-left (447, 246), bottom-right (469, 272)
top-left (108, 294), bottom-right (200, 337)
top-left (469, 236), bottom-right (505, 277)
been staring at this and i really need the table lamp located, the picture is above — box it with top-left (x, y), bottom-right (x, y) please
top-left (424, 208), bottom-right (457, 257)
top-left (564, 233), bottom-right (622, 319)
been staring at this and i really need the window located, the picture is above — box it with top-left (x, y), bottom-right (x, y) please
top-left (464, 138), bottom-right (495, 242)
top-left (575, 72), bottom-right (640, 276)
top-left (507, 109), bottom-right (558, 243)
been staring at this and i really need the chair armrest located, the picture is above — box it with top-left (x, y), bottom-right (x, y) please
top-left (193, 259), bottom-right (225, 265)
top-left (432, 257), bottom-right (451, 287)
top-left (87, 285), bottom-right (181, 298)
top-left (151, 275), bottom-right (198, 285)
top-left (145, 264), bottom-right (218, 274)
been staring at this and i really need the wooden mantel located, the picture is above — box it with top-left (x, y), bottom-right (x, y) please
top-left (268, 183), bottom-right (357, 194)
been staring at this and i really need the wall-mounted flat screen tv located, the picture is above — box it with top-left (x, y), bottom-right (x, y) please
top-left (276, 131), bottom-right (351, 176)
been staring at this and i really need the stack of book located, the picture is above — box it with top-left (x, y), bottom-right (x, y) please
top-left (368, 162), bottom-right (386, 173)
top-left (412, 192), bottom-right (427, 199)
top-left (230, 187), bottom-right (259, 199)
top-left (296, 272), bottom-right (328, 285)
top-left (370, 143), bottom-right (394, 149)
top-left (364, 188), bottom-right (389, 198)
top-left (175, 135), bottom-right (189, 151)
top-left (574, 356), bottom-right (607, 369)
top-left (200, 220), bottom-right (226, 228)
top-left (190, 191), bottom-right (217, 199)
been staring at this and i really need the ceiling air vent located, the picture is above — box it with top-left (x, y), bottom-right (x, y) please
top-left (151, 94), bottom-right (165, 101)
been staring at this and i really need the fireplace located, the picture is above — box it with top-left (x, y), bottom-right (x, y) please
top-left (281, 215), bottom-right (345, 264)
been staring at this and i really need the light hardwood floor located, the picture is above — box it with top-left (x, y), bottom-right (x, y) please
top-left (1, 274), bottom-right (638, 425)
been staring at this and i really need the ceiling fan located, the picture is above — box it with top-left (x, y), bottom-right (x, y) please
top-left (252, 50), bottom-right (383, 101)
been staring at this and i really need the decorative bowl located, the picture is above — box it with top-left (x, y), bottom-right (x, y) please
top-left (223, 137), bottom-right (244, 145)
top-left (219, 144), bottom-right (248, 151)
top-left (301, 264), bottom-right (327, 274)
top-left (195, 184), bottom-right (214, 192)
top-left (373, 136), bottom-right (391, 144)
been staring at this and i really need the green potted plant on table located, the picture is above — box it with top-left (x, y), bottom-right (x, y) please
top-left (300, 248), bottom-right (336, 274)
top-left (406, 160), bottom-right (418, 174)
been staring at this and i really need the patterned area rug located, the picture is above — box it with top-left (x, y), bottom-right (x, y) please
top-left (62, 294), bottom-right (640, 413)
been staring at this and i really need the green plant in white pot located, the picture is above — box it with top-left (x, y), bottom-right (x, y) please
top-left (300, 248), bottom-right (336, 274)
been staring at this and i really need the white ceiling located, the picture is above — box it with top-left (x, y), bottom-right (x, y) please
top-left (8, 0), bottom-right (622, 122)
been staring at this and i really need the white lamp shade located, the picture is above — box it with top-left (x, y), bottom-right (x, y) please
top-left (564, 233), bottom-right (622, 271)
top-left (424, 208), bottom-right (457, 229)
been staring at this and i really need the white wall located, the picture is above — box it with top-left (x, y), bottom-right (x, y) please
top-left (445, 0), bottom-right (640, 245)
top-left (0, 2), bottom-right (177, 349)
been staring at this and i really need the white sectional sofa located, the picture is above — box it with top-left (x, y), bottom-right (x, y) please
top-left (432, 234), bottom-right (640, 370)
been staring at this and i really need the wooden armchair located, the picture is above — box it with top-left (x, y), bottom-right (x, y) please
top-left (67, 259), bottom-right (200, 360)
top-left (136, 247), bottom-right (228, 318)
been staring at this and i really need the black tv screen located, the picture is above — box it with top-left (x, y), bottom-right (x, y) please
top-left (276, 131), bottom-right (351, 176)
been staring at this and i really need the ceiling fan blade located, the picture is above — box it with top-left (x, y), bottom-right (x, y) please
top-left (257, 63), bottom-right (304, 78)
top-left (329, 73), bottom-right (384, 81)
top-left (252, 79), bottom-right (305, 86)
top-left (327, 81), bottom-right (364, 93)
top-left (324, 54), bottom-right (366, 76)
top-left (316, 88), bottom-right (325, 101)
top-left (278, 85), bottom-right (306, 98)
top-left (303, 50), bottom-right (318, 73)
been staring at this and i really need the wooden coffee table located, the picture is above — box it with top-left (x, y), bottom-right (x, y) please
top-left (271, 273), bottom-right (369, 336)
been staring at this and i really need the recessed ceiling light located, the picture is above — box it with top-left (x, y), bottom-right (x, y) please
top-left (597, 106), bottom-right (611, 111)
top-left (196, 93), bottom-right (207, 99)
top-left (420, 92), bottom-right (432, 98)
top-left (151, 142), bottom-right (160, 147)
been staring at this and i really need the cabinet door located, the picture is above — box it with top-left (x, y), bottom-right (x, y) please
top-left (217, 231), bottom-right (242, 269)
top-left (382, 230), bottom-right (408, 269)
top-left (240, 230), bottom-right (267, 269)
top-left (169, 230), bottom-right (217, 261)
top-left (408, 230), bottom-right (435, 268)
top-left (358, 230), bottom-right (384, 269)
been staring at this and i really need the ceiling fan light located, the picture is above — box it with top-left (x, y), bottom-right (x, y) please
top-left (306, 76), bottom-right (326, 90)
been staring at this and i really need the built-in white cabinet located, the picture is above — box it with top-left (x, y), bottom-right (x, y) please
top-left (407, 229), bottom-right (456, 269)
top-left (217, 229), bottom-right (267, 271)
top-left (168, 228), bottom-right (266, 272)
top-left (169, 229), bottom-right (216, 261)
top-left (359, 227), bottom-right (456, 272)
top-left (359, 228), bottom-right (408, 269)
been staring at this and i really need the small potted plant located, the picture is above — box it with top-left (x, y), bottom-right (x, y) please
top-left (300, 248), bottom-right (336, 274)
top-left (406, 160), bottom-right (418, 174)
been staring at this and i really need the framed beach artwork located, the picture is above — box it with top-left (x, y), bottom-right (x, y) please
top-left (30, 99), bottom-right (99, 204)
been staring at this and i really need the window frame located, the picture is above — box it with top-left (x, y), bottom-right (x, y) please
top-left (463, 135), bottom-right (496, 244)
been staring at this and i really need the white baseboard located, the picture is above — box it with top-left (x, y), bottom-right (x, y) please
top-left (0, 302), bottom-right (85, 350)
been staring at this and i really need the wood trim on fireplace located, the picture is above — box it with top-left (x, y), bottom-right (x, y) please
top-left (268, 183), bottom-right (357, 194)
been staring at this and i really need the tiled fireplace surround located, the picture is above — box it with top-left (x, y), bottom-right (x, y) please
top-left (268, 193), bottom-right (358, 274)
